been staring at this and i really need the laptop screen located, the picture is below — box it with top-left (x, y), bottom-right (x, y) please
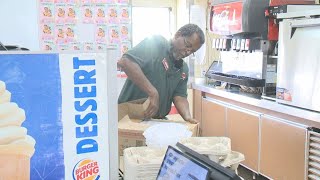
top-left (157, 146), bottom-right (209, 180)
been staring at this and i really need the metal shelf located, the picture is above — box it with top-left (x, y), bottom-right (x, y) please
top-left (206, 73), bottom-right (266, 87)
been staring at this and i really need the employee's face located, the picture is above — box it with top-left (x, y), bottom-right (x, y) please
top-left (171, 32), bottom-right (201, 60)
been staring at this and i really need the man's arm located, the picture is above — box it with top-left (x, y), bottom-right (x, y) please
top-left (173, 96), bottom-right (198, 124)
top-left (117, 56), bottom-right (159, 118)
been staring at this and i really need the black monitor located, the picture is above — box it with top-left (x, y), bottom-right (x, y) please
top-left (0, 42), bottom-right (8, 51)
top-left (157, 143), bottom-right (241, 180)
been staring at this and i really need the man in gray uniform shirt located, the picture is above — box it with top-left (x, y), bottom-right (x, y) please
top-left (118, 24), bottom-right (205, 123)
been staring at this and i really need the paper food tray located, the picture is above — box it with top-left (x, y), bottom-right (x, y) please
top-left (219, 151), bottom-right (245, 170)
top-left (179, 137), bottom-right (231, 156)
top-left (123, 147), bottom-right (166, 180)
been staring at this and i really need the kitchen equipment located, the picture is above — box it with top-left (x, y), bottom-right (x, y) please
top-left (266, 0), bottom-right (316, 40)
top-left (209, 0), bottom-right (269, 38)
top-left (206, 53), bottom-right (267, 88)
top-left (207, 0), bottom-right (277, 96)
top-left (207, 0), bottom-right (318, 96)
top-left (276, 9), bottom-right (320, 112)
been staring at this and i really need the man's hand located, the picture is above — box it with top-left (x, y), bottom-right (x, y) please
top-left (144, 89), bottom-right (159, 118)
top-left (173, 96), bottom-right (196, 123)
top-left (185, 118), bottom-right (199, 124)
top-left (118, 57), bottom-right (160, 118)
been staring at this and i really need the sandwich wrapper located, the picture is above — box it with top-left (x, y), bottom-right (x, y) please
top-left (143, 122), bottom-right (192, 148)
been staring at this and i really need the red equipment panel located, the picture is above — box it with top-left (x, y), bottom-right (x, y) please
top-left (210, 2), bottom-right (243, 35)
top-left (268, 0), bottom-right (315, 40)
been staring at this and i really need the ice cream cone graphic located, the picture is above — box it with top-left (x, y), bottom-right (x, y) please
top-left (0, 80), bottom-right (36, 180)
top-left (0, 81), bottom-right (10, 104)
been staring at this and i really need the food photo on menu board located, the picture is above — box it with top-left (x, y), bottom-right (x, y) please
top-left (41, 23), bottom-right (55, 40)
top-left (108, 25), bottom-right (120, 44)
top-left (40, 3), bottom-right (54, 23)
top-left (65, 24), bottom-right (77, 43)
top-left (66, 4), bottom-right (78, 23)
top-left (55, 24), bottom-right (66, 44)
top-left (95, 4), bottom-right (107, 24)
top-left (120, 41), bottom-right (131, 55)
top-left (119, 5), bottom-right (131, 23)
top-left (55, 3), bottom-right (66, 24)
top-left (96, 24), bottom-right (108, 43)
top-left (120, 24), bottom-right (131, 41)
top-left (107, 5), bottom-right (119, 24)
top-left (82, 4), bottom-right (94, 24)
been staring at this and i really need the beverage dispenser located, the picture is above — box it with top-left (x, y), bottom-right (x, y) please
top-left (206, 0), bottom-right (277, 96)
top-left (206, 0), bottom-right (316, 96)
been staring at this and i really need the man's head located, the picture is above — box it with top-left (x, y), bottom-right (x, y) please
top-left (171, 24), bottom-right (205, 60)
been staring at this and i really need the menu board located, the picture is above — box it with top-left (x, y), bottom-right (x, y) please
top-left (39, 0), bottom-right (132, 56)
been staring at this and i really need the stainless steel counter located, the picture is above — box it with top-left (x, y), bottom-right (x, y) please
top-left (192, 80), bottom-right (320, 123)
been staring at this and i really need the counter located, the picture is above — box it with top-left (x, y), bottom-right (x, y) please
top-left (192, 80), bottom-right (320, 126)
top-left (191, 79), bottom-right (320, 179)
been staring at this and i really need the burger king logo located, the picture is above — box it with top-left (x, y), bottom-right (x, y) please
top-left (73, 159), bottom-right (100, 180)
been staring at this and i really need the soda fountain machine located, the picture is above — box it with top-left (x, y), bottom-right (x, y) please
top-left (206, 0), bottom-right (316, 97)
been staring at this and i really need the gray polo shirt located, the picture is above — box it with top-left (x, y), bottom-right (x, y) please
top-left (118, 35), bottom-right (189, 118)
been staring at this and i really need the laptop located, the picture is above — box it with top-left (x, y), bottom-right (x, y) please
top-left (157, 145), bottom-right (210, 180)
top-left (157, 144), bottom-right (241, 180)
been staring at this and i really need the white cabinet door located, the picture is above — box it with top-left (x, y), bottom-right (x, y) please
top-left (260, 115), bottom-right (307, 180)
top-left (201, 97), bottom-right (227, 137)
top-left (227, 107), bottom-right (261, 172)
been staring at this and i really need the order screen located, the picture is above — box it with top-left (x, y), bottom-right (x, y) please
top-left (157, 147), bottom-right (209, 180)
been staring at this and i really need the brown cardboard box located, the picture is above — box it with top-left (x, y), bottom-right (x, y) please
top-left (118, 114), bottom-right (199, 156)
top-left (118, 98), bottom-right (150, 121)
